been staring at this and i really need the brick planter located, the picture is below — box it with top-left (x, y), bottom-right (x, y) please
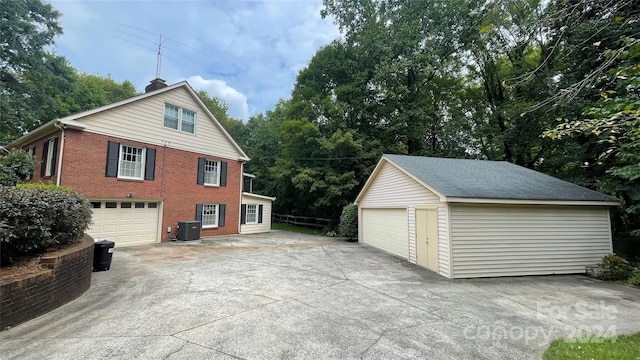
top-left (0, 235), bottom-right (94, 329)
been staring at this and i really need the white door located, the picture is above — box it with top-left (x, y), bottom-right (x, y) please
top-left (361, 208), bottom-right (408, 258)
top-left (87, 200), bottom-right (160, 247)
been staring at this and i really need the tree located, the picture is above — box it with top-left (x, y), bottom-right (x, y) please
top-left (0, 148), bottom-right (35, 186)
top-left (196, 90), bottom-right (248, 145)
top-left (0, 0), bottom-right (63, 144)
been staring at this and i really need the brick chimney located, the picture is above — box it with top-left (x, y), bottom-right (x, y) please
top-left (145, 78), bottom-right (168, 93)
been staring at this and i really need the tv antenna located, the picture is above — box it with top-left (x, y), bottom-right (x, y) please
top-left (155, 34), bottom-right (168, 78)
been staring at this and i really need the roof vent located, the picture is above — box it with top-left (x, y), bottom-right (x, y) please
top-left (145, 78), bottom-right (168, 93)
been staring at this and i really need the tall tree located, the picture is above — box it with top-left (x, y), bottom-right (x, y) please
top-left (0, 0), bottom-right (63, 143)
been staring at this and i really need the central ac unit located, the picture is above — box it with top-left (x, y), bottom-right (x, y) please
top-left (177, 221), bottom-right (201, 241)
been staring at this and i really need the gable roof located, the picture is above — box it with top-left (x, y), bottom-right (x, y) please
top-left (7, 81), bottom-right (249, 161)
top-left (357, 154), bottom-right (619, 205)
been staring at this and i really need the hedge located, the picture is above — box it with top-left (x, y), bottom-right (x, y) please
top-left (0, 185), bottom-right (92, 266)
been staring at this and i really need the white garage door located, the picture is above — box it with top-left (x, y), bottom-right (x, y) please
top-left (87, 200), bottom-right (160, 247)
top-left (362, 208), bottom-right (408, 258)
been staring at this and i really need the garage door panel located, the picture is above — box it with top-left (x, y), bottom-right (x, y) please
top-left (87, 201), bottom-right (159, 247)
top-left (362, 208), bottom-right (408, 258)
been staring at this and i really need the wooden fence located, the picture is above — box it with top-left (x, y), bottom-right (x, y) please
top-left (272, 213), bottom-right (331, 229)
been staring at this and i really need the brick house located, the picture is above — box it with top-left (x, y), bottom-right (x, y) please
top-left (7, 79), bottom-right (273, 246)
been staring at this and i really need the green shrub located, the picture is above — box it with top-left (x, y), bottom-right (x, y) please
top-left (0, 186), bottom-right (92, 266)
top-left (0, 149), bottom-right (36, 186)
top-left (16, 182), bottom-right (72, 192)
top-left (597, 254), bottom-right (635, 281)
top-left (629, 269), bottom-right (640, 287)
top-left (338, 203), bottom-right (358, 241)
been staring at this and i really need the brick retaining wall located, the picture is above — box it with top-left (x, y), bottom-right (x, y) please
top-left (0, 236), bottom-right (94, 329)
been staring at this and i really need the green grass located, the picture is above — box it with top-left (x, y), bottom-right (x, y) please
top-left (271, 223), bottom-right (324, 235)
top-left (543, 332), bottom-right (640, 360)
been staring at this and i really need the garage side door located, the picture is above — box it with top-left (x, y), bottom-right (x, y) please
top-left (87, 201), bottom-right (160, 247)
top-left (362, 208), bottom-right (408, 258)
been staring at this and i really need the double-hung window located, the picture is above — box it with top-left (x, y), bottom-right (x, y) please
top-left (163, 103), bottom-right (196, 134)
top-left (45, 141), bottom-right (55, 176)
top-left (246, 204), bottom-right (257, 224)
top-left (204, 159), bottom-right (219, 185)
top-left (119, 144), bottom-right (145, 179)
top-left (201, 204), bottom-right (218, 228)
top-left (41, 137), bottom-right (58, 178)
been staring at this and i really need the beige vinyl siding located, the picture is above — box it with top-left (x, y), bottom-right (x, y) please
top-left (77, 87), bottom-right (243, 160)
top-left (358, 162), bottom-right (440, 207)
top-left (240, 194), bottom-right (273, 234)
top-left (362, 209), bottom-right (409, 258)
top-left (449, 204), bottom-right (613, 278)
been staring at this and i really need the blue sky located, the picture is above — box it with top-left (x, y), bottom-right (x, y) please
top-left (49, 0), bottom-right (340, 120)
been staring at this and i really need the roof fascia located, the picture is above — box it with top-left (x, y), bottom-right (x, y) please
top-left (242, 192), bottom-right (276, 201)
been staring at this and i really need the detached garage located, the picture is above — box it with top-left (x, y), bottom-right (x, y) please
top-left (355, 155), bottom-right (619, 279)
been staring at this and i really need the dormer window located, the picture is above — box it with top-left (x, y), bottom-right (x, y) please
top-left (163, 103), bottom-right (195, 134)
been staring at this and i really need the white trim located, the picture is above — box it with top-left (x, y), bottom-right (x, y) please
top-left (447, 202), bottom-right (453, 278)
top-left (245, 204), bottom-right (258, 224)
top-left (55, 129), bottom-right (65, 185)
top-left (83, 129), bottom-right (244, 162)
top-left (118, 144), bottom-right (146, 180)
top-left (163, 102), bottom-right (197, 135)
top-left (201, 203), bottom-right (219, 228)
top-left (445, 197), bottom-right (620, 206)
top-left (241, 192), bottom-right (276, 201)
top-left (355, 156), bottom-right (448, 204)
top-left (203, 159), bottom-right (221, 186)
top-left (44, 137), bottom-right (56, 177)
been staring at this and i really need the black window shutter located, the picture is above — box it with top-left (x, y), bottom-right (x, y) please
top-left (40, 140), bottom-right (49, 177)
top-left (219, 204), bottom-right (226, 227)
top-left (258, 204), bottom-right (264, 224)
top-left (220, 161), bottom-right (227, 187)
top-left (241, 204), bottom-right (246, 224)
top-left (195, 204), bottom-right (203, 223)
top-left (105, 141), bottom-right (120, 177)
top-left (197, 157), bottom-right (205, 184)
top-left (144, 148), bottom-right (156, 180)
top-left (50, 137), bottom-right (58, 176)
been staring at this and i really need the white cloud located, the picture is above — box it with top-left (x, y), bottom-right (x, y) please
top-left (184, 75), bottom-right (250, 121)
top-left (49, 0), bottom-right (340, 118)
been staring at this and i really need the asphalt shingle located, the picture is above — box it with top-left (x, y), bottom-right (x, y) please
top-left (384, 154), bottom-right (619, 202)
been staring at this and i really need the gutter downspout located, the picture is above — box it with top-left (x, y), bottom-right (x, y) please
top-left (239, 161), bottom-right (245, 234)
top-left (53, 121), bottom-right (66, 186)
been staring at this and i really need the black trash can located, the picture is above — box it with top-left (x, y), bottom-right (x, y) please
top-left (93, 240), bottom-right (115, 271)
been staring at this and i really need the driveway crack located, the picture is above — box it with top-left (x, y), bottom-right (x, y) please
top-left (163, 340), bottom-right (187, 359)
top-left (321, 245), bottom-right (349, 280)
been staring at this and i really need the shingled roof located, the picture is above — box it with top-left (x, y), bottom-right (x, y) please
top-left (384, 154), bottom-right (619, 203)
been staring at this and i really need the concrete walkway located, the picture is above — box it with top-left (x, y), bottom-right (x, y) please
top-left (1, 231), bottom-right (639, 359)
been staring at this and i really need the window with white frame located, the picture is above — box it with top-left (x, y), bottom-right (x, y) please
top-left (44, 139), bottom-right (56, 176)
top-left (202, 204), bottom-right (218, 227)
top-left (163, 104), bottom-right (179, 129)
top-left (246, 204), bottom-right (257, 224)
top-left (204, 159), bottom-right (219, 185)
top-left (119, 145), bottom-right (145, 179)
top-left (163, 103), bottom-right (195, 134)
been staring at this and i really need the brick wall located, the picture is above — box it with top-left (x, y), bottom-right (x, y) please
top-left (60, 131), bottom-right (242, 240)
top-left (0, 236), bottom-right (94, 329)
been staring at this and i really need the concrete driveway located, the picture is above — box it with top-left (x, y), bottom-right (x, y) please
top-left (1, 231), bottom-right (639, 360)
